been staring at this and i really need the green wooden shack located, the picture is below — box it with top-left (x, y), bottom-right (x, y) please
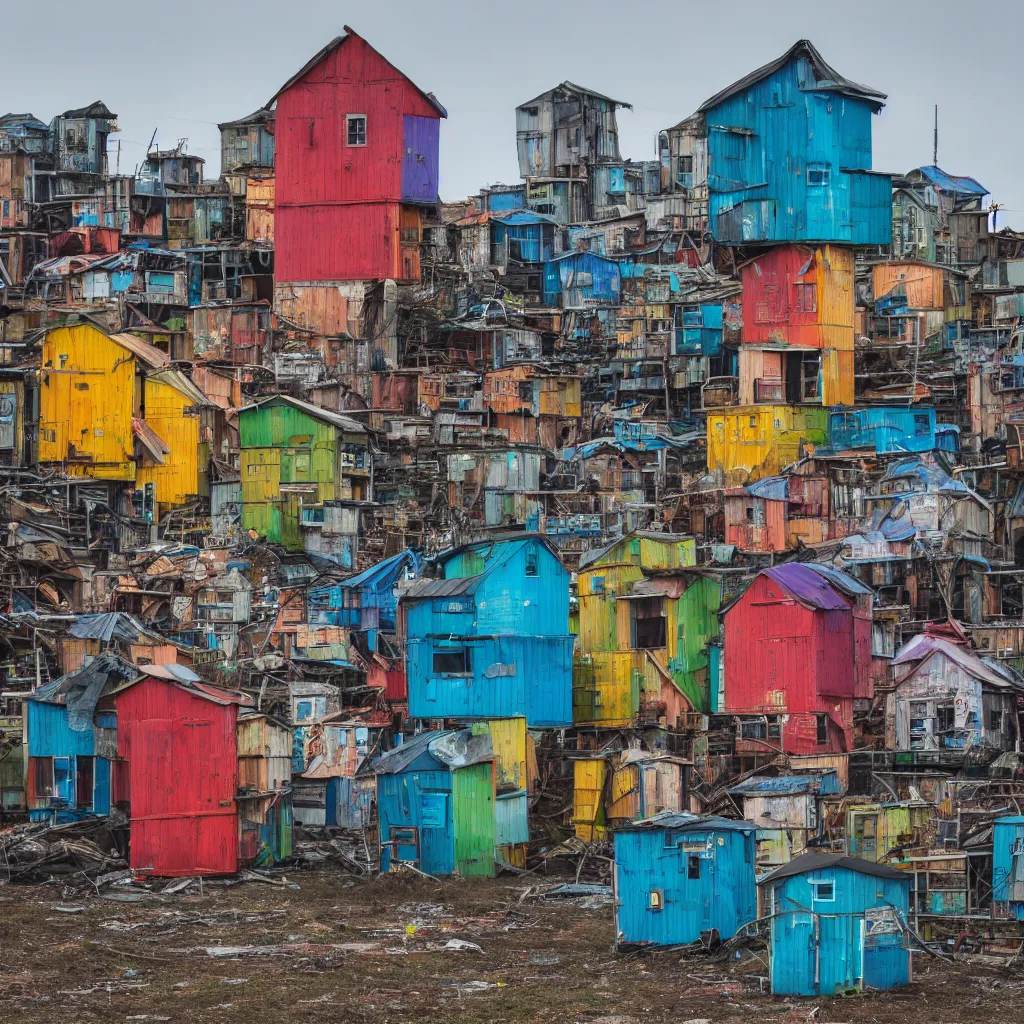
top-left (238, 396), bottom-right (369, 550)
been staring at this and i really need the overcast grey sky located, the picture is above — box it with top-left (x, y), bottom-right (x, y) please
top-left (7, 0), bottom-right (1020, 226)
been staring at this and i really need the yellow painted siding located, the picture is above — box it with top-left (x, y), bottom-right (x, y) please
top-left (136, 378), bottom-right (208, 512)
top-left (38, 324), bottom-right (138, 480)
top-left (706, 405), bottom-right (829, 483)
top-left (485, 718), bottom-right (528, 792)
top-left (607, 762), bottom-right (640, 821)
top-left (817, 244), bottom-right (855, 351)
top-left (572, 759), bottom-right (607, 840)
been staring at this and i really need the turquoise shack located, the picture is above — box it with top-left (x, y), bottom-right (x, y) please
top-left (992, 816), bottom-right (1024, 920)
top-left (613, 812), bottom-right (758, 947)
top-left (761, 852), bottom-right (912, 996)
top-left (371, 729), bottom-right (496, 878)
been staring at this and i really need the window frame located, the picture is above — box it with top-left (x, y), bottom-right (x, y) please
top-left (432, 647), bottom-right (472, 676)
top-left (346, 114), bottom-right (367, 148)
top-left (811, 879), bottom-right (835, 902)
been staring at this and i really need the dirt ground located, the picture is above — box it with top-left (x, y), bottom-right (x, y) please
top-left (0, 870), bottom-right (1020, 1024)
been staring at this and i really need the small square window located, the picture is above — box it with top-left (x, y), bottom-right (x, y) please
top-left (591, 575), bottom-right (605, 595)
top-left (648, 889), bottom-right (664, 910)
top-left (807, 163), bottom-right (830, 187)
top-left (811, 880), bottom-right (835, 901)
top-left (346, 114), bottom-right (367, 147)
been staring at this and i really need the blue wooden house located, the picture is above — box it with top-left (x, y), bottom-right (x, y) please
top-left (992, 816), bottom-right (1024, 920)
top-left (546, 251), bottom-right (622, 309)
top-left (25, 653), bottom-right (135, 823)
top-left (697, 39), bottom-right (891, 244)
top-left (829, 407), bottom-right (959, 455)
top-left (761, 852), bottom-right (911, 996)
top-left (613, 812), bottom-right (758, 947)
top-left (370, 729), bottom-right (496, 877)
top-left (306, 550), bottom-right (419, 651)
top-left (491, 210), bottom-right (559, 265)
top-left (402, 535), bottom-right (574, 727)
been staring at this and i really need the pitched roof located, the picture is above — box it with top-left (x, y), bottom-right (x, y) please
top-left (759, 851), bottom-right (910, 884)
top-left (239, 394), bottom-right (366, 434)
top-left (697, 39), bottom-right (886, 115)
top-left (60, 101), bottom-right (116, 120)
top-left (761, 562), bottom-right (852, 611)
top-left (371, 728), bottom-right (492, 775)
top-left (893, 634), bottom-right (1019, 690)
top-left (519, 81), bottom-right (632, 110)
top-left (267, 27), bottom-right (447, 118)
top-left (217, 108), bottom-right (274, 130)
top-left (109, 331), bottom-right (170, 368)
top-left (401, 575), bottom-right (479, 600)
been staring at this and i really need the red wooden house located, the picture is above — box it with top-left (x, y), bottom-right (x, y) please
top-left (722, 563), bottom-right (855, 755)
top-left (270, 26), bottom-right (446, 285)
top-left (114, 667), bottom-right (252, 877)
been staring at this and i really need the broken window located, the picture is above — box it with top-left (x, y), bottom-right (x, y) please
top-left (632, 597), bottom-right (666, 649)
top-left (914, 414), bottom-right (930, 436)
top-left (937, 704), bottom-right (955, 734)
top-left (816, 714), bottom-right (829, 746)
top-left (740, 720), bottom-right (767, 740)
top-left (346, 114), bottom-right (367, 147)
top-left (525, 548), bottom-right (538, 577)
top-left (433, 648), bottom-right (471, 675)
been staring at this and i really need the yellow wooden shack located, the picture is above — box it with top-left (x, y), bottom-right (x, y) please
top-left (706, 405), bottom-right (829, 484)
top-left (574, 531), bottom-right (719, 725)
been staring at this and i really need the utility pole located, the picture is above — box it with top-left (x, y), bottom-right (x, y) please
top-left (933, 105), bottom-right (938, 166)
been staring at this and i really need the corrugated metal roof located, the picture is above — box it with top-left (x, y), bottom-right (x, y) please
top-left (239, 394), bottom-right (366, 434)
top-left (615, 811), bottom-right (757, 833)
top-left (518, 81), bottom-right (632, 111)
top-left (759, 852), bottom-right (909, 884)
top-left (267, 27), bottom-right (447, 118)
top-left (802, 562), bottom-right (874, 597)
top-left (69, 612), bottom-right (150, 643)
top-left (109, 332), bottom-right (170, 369)
top-left (697, 39), bottom-right (886, 114)
top-left (762, 563), bottom-right (851, 611)
top-left (402, 576), bottom-right (479, 600)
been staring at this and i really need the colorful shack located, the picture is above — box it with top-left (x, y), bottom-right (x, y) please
top-left (739, 244), bottom-right (855, 406)
top-left (402, 535), bottom-right (573, 727)
top-left (24, 653), bottom-right (134, 823)
top-left (114, 666), bottom-right (253, 877)
top-left (706, 405), bottom-right (829, 484)
top-left (762, 853), bottom-right (911, 996)
top-left (372, 729), bottom-right (496, 878)
top-left (992, 816), bottom-right (1024, 921)
top-left (723, 563), bottom-right (857, 755)
top-left (238, 395), bottom-right (369, 550)
top-left (613, 812), bottom-right (758, 947)
top-left (575, 532), bottom-right (719, 725)
top-left (271, 27), bottom-right (446, 288)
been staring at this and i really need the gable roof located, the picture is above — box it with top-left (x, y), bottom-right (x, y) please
top-left (239, 394), bottom-right (366, 434)
top-left (761, 562), bottom-right (852, 611)
top-left (267, 27), bottom-right (447, 117)
top-left (892, 634), bottom-right (1020, 690)
top-left (60, 101), bottom-right (116, 120)
top-left (518, 81), bottom-right (632, 111)
top-left (697, 39), bottom-right (886, 115)
top-left (759, 851), bottom-right (909, 884)
top-left (218, 107), bottom-right (274, 131)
